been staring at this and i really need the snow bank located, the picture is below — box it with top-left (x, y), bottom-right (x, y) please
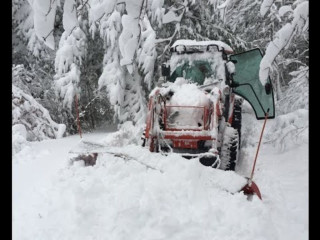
top-left (17, 143), bottom-right (278, 240)
top-left (265, 109), bottom-right (308, 151)
top-left (12, 124), bottom-right (29, 155)
top-left (276, 66), bottom-right (308, 115)
top-left (13, 119), bottom-right (308, 240)
top-left (247, 142), bottom-right (308, 240)
top-left (100, 121), bottom-right (144, 147)
top-left (262, 65), bottom-right (308, 152)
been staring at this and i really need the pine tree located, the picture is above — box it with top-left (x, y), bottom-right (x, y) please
top-left (12, 0), bottom-right (309, 141)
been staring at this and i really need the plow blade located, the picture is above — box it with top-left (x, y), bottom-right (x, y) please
top-left (69, 140), bottom-right (262, 200)
top-left (241, 180), bottom-right (262, 200)
top-left (68, 139), bottom-right (163, 172)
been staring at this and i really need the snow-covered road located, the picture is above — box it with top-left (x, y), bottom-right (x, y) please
top-left (13, 115), bottom-right (308, 240)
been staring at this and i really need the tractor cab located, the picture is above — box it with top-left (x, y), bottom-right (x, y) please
top-left (162, 40), bottom-right (233, 88)
top-left (161, 40), bottom-right (275, 120)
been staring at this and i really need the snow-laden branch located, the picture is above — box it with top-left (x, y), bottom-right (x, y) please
top-left (264, 109), bottom-right (308, 151)
top-left (54, 27), bottom-right (87, 109)
top-left (31, 0), bottom-right (57, 49)
top-left (147, 0), bottom-right (164, 27)
top-left (278, 5), bottom-right (293, 17)
top-left (156, 24), bottom-right (180, 60)
top-left (119, 0), bottom-right (145, 73)
top-left (63, 0), bottom-right (79, 34)
top-left (156, 4), bottom-right (187, 60)
top-left (88, 0), bottom-right (117, 23)
top-left (98, 9), bottom-right (125, 121)
top-left (217, 0), bottom-right (231, 23)
top-left (12, 85), bottom-right (66, 141)
top-left (137, 16), bottom-right (157, 90)
top-left (259, 1), bottom-right (308, 85)
top-left (87, 0), bottom-right (117, 38)
top-left (162, 6), bottom-right (184, 24)
top-left (260, 0), bottom-right (275, 17)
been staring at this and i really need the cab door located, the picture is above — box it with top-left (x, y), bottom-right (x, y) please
top-left (230, 48), bottom-right (275, 119)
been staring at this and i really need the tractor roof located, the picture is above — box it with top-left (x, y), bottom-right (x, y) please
top-left (171, 39), bottom-right (233, 55)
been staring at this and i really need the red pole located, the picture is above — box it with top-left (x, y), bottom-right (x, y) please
top-left (248, 112), bottom-right (268, 185)
top-left (75, 94), bottom-right (82, 138)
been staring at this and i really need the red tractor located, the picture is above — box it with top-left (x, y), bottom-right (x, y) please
top-left (142, 40), bottom-right (275, 171)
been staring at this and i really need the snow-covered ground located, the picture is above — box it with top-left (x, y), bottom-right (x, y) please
top-left (13, 112), bottom-right (308, 240)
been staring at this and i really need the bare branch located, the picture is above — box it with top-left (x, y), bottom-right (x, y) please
top-left (69, 26), bottom-right (77, 36)
top-left (95, 11), bottom-right (114, 25)
top-left (71, 3), bottom-right (76, 13)
top-left (137, 0), bottom-right (147, 43)
top-left (45, 0), bottom-right (55, 17)
top-left (43, 28), bottom-right (54, 41)
top-left (260, 0), bottom-right (276, 18)
top-left (77, 0), bottom-right (90, 12)
top-left (156, 23), bottom-right (180, 60)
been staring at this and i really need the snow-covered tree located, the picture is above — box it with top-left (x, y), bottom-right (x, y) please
top-left (94, 1), bottom-right (160, 125)
top-left (223, 0), bottom-right (308, 102)
top-left (12, 0), bottom-right (309, 142)
top-left (12, 84), bottom-right (66, 141)
top-left (54, 0), bottom-right (88, 110)
top-left (259, 0), bottom-right (309, 85)
top-left (276, 66), bottom-right (308, 115)
top-left (96, 7), bottom-right (126, 123)
top-left (256, 0), bottom-right (309, 151)
top-left (12, 0), bottom-right (50, 60)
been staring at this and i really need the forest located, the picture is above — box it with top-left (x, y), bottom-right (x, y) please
top-left (12, 0), bottom-right (308, 143)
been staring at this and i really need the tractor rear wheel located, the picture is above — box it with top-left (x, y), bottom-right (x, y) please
top-left (199, 155), bottom-right (218, 167)
top-left (219, 126), bottom-right (239, 171)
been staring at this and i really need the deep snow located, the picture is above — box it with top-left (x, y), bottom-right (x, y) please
top-left (13, 112), bottom-right (308, 240)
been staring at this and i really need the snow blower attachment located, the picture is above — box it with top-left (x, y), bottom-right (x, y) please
top-left (143, 40), bottom-right (275, 200)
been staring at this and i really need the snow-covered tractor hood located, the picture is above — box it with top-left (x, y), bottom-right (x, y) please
top-left (150, 78), bottom-right (212, 130)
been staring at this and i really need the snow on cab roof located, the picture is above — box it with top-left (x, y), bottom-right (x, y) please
top-left (171, 39), bottom-right (233, 54)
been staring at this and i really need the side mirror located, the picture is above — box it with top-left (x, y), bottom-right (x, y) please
top-left (265, 82), bottom-right (271, 95)
top-left (161, 64), bottom-right (170, 77)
